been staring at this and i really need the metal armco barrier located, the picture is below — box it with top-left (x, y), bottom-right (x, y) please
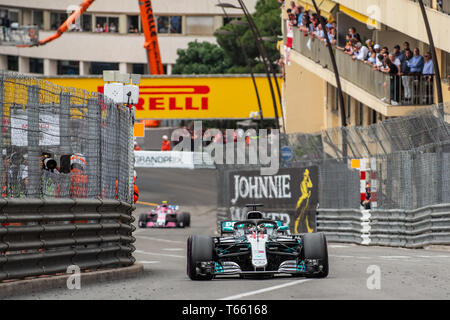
top-left (317, 204), bottom-right (450, 248)
top-left (0, 199), bottom-right (135, 281)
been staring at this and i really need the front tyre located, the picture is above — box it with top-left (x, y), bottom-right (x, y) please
top-left (138, 213), bottom-right (147, 228)
top-left (187, 235), bottom-right (214, 280)
top-left (302, 232), bottom-right (329, 278)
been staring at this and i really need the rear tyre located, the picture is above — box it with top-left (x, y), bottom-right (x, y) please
top-left (138, 213), bottom-right (147, 228)
top-left (302, 232), bottom-right (329, 278)
top-left (187, 235), bottom-right (214, 280)
top-left (183, 212), bottom-right (191, 227)
top-left (177, 213), bottom-right (186, 228)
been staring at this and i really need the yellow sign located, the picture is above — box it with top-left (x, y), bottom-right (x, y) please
top-left (134, 123), bottom-right (145, 137)
top-left (45, 76), bottom-right (282, 120)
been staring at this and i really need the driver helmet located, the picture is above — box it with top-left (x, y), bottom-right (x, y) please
top-left (161, 200), bottom-right (168, 208)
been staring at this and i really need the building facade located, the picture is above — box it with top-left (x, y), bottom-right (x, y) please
top-left (282, 0), bottom-right (450, 134)
top-left (0, 0), bottom-right (257, 75)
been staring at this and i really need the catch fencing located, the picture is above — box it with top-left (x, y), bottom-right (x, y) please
top-left (0, 71), bottom-right (136, 282)
top-left (0, 71), bottom-right (135, 203)
top-left (284, 103), bottom-right (450, 247)
top-left (286, 104), bottom-right (450, 211)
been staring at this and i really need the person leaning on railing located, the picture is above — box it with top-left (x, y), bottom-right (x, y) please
top-left (381, 57), bottom-right (401, 105)
top-left (407, 48), bottom-right (425, 104)
top-left (400, 49), bottom-right (413, 103)
top-left (422, 52), bottom-right (435, 105)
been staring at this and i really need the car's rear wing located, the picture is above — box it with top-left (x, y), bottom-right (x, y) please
top-left (220, 220), bottom-right (285, 235)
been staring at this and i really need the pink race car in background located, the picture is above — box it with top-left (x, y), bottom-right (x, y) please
top-left (138, 202), bottom-right (191, 228)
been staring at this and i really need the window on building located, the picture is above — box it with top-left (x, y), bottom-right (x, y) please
top-left (7, 55), bottom-right (18, 71)
top-left (32, 10), bottom-right (44, 29)
top-left (81, 14), bottom-right (92, 32)
top-left (8, 9), bottom-right (19, 24)
top-left (444, 51), bottom-right (450, 82)
top-left (50, 12), bottom-right (67, 30)
top-left (90, 62), bottom-right (119, 75)
top-left (157, 16), bottom-right (182, 34)
top-left (128, 15), bottom-right (140, 33)
top-left (132, 63), bottom-right (148, 75)
top-left (29, 58), bottom-right (43, 74)
top-left (95, 16), bottom-right (119, 33)
top-left (57, 60), bottom-right (79, 75)
top-left (186, 16), bottom-right (214, 35)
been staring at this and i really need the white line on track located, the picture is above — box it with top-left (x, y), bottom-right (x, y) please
top-left (329, 255), bottom-right (355, 258)
top-left (328, 245), bottom-right (351, 248)
top-left (162, 248), bottom-right (184, 251)
top-left (135, 249), bottom-right (184, 259)
top-left (379, 256), bottom-right (411, 259)
top-left (138, 260), bottom-right (161, 264)
top-left (218, 279), bottom-right (311, 300)
top-left (135, 235), bottom-right (185, 244)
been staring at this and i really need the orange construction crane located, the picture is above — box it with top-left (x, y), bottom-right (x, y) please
top-left (18, 0), bottom-right (164, 75)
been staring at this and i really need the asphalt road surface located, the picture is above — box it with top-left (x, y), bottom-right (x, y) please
top-left (9, 168), bottom-right (450, 300)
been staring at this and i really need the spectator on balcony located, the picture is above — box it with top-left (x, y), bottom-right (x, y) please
top-left (423, 52), bottom-right (434, 75)
top-left (407, 48), bottom-right (424, 74)
top-left (401, 42), bottom-right (410, 58)
top-left (400, 49), bottom-right (413, 103)
top-left (365, 46), bottom-right (377, 65)
top-left (373, 54), bottom-right (384, 71)
top-left (348, 27), bottom-right (361, 43)
top-left (389, 53), bottom-right (401, 71)
top-left (326, 27), bottom-right (337, 46)
top-left (365, 39), bottom-right (374, 52)
top-left (299, 11), bottom-right (311, 33)
top-left (382, 57), bottom-right (400, 105)
top-left (352, 42), bottom-right (369, 62)
top-left (95, 24), bottom-right (103, 32)
top-left (313, 23), bottom-right (325, 40)
top-left (296, 6), bottom-right (304, 26)
top-left (423, 52), bottom-right (434, 104)
top-left (393, 45), bottom-right (404, 63)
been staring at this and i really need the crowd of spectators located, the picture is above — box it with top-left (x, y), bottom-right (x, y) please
top-left (94, 22), bottom-right (117, 33)
top-left (282, 1), bottom-right (436, 105)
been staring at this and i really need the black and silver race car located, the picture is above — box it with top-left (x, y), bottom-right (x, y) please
top-left (187, 204), bottom-right (328, 280)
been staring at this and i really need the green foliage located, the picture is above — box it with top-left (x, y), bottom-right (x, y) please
top-left (172, 41), bottom-right (232, 75)
top-left (172, 0), bottom-right (281, 75)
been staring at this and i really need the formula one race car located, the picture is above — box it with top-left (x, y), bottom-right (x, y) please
top-left (187, 204), bottom-right (328, 280)
top-left (138, 202), bottom-right (191, 228)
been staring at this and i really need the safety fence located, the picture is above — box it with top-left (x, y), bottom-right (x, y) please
top-left (286, 105), bottom-right (450, 211)
top-left (0, 72), bottom-right (136, 282)
top-left (0, 71), bottom-right (135, 203)
top-left (317, 204), bottom-right (450, 248)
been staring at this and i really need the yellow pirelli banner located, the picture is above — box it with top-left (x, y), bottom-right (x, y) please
top-left (45, 75), bottom-right (282, 120)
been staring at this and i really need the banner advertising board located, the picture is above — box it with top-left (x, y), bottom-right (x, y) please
top-left (224, 166), bottom-right (319, 234)
top-left (45, 76), bottom-right (282, 120)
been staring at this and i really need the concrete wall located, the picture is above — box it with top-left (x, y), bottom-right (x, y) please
top-left (0, 0), bottom-right (257, 15)
top-left (0, 31), bottom-right (216, 65)
top-left (283, 59), bottom-right (326, 134)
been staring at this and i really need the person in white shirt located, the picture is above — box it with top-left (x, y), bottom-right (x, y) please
top-left (352, 42), bottom-right (369, 61)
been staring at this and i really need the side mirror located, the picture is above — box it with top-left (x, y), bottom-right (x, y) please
top-left (277, 226), bottom-right (289, 232)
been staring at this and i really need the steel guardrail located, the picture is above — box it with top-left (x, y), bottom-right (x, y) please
top-left (0, 199), bottom-right (136, 282)
top-left (317, 204), bottom-right (450, 248)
